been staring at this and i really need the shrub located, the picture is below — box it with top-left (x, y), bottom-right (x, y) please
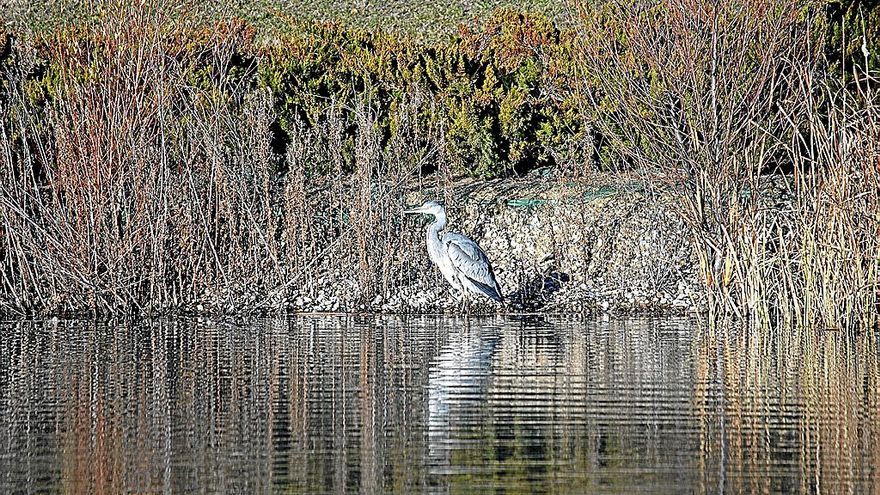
top-left (575, 0), bottom-right (879, 328)
top-left (258, 9), bottom-right (587, 178)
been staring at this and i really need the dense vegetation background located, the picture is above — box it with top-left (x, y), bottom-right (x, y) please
top-left (0, 0), bottom-right (877, 327)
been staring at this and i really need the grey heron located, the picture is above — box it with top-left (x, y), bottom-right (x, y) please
top-left (404, 200), bottom-right (504, 303)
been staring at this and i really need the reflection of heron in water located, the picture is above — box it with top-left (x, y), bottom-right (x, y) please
top-left (426, 325), bottom-right (500, 464)
top-left (404, 201), bottom-right (503, 303)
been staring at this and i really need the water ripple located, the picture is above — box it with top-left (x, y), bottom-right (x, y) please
top-left (0, 316), bottom-right (877, 494)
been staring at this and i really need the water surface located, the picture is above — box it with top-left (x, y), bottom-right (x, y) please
top-left (1, 316), bottom-right (878, 494)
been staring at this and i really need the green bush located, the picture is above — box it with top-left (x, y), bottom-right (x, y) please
top-left (256, 9), bottom-right (585, 178)
top-left (6, 3), bottom-right (877, 181)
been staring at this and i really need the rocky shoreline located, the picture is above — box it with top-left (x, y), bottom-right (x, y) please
top-left (288, 179), bottom-right (706, 315)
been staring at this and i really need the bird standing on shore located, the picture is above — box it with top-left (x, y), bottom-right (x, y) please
top-left (404, 200), bottom-right (504, 303)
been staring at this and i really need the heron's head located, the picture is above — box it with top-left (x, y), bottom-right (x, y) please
top-left (403, 200), bottom-right (445, 217)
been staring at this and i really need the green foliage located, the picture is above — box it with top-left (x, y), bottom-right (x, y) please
top-left (256, 9), bottom-right (585, 178)
top-left (824, 0), bottom-right (880, 84)
top-left (6, 2), bottom-right (878, 180)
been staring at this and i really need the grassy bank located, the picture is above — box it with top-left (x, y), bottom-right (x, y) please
top-left (0, 1), bottom-right (877, 328)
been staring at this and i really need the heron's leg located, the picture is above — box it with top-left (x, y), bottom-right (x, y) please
top-left (453, 290), bottom-right (469, 314)
top-left (448, 288), bottom-right (463, 309)
top-left (444, 288), bottom-right (461, 312)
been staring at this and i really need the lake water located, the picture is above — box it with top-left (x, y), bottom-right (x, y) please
top-left (1, 316), bottom-right (878, 494)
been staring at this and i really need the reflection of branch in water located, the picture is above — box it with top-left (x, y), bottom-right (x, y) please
top-left (4, 318), bottom-right (879, 493)
top-left (426, 324), bottom-right (500, 466)
top-left (693, 327), bottom-right (880, 495)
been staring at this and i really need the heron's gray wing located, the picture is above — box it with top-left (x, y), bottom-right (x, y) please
top-left (443, 233), bottom-right (503, 302)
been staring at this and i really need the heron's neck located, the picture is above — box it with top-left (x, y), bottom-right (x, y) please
top-left (425, 212), bottom-right (449, 269)
top-left (427, 212), bottom-right (447, 240)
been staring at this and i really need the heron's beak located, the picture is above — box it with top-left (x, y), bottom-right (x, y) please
top-left (403, 206), bottom-right (424, 214)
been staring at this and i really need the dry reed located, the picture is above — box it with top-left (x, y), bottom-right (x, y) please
top-left (577, 0), bottom-right (879, 328)
top-left (0, 5), bottom-right (440, 315)
top-left (1, 1), bottom-right (876, 325)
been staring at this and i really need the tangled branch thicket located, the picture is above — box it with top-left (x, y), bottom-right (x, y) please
top-left (0, 1), bottom-right (877, 327)
top-left (578, 0), bottom-right (879, 328)
top-left (0, 7), bottom-right (442, 315)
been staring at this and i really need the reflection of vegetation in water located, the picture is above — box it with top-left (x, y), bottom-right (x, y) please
top-left (1, 318), bottom-right (879, 492)
top-left (694, 327), bottom-right (880, 494)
